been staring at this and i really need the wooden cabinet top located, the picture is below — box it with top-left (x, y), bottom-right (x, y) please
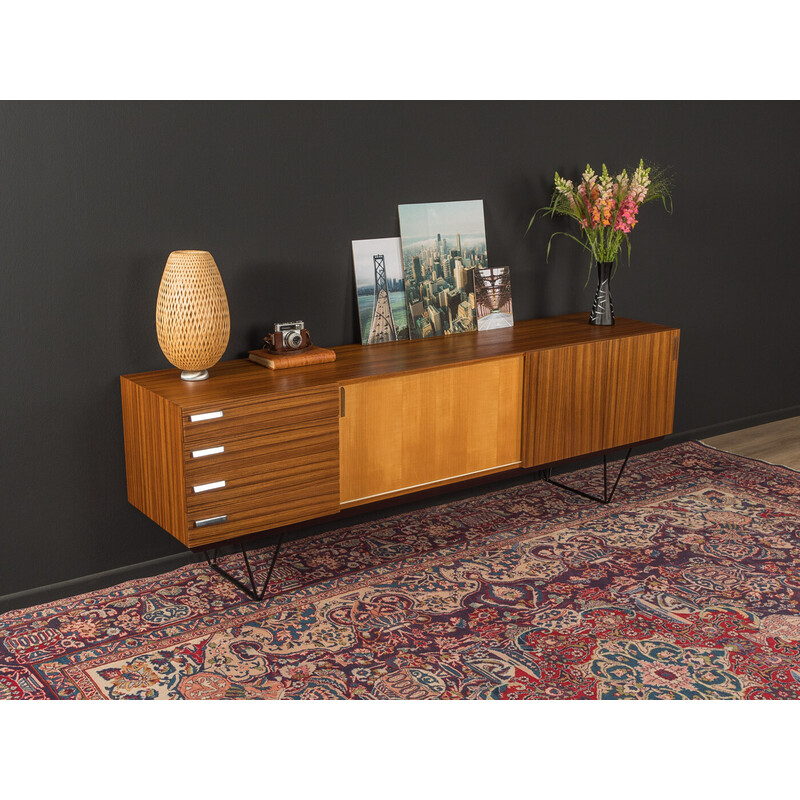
top-left (121, 314), bottom-right (678, 409)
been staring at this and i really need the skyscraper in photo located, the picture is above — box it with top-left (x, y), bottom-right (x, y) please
top-left (455, 261), bottom-right (466, 291)
top-left (428, 304), bottom-right (444, 335)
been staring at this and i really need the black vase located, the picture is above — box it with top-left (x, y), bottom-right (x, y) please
top-left (589, 261), bottom-right (615, 326)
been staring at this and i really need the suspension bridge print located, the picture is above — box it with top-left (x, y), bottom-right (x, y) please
top-left (352, 237), bottom-right (409, 345)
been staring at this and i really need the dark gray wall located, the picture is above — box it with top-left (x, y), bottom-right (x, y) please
top-left (1, 101), bottom-right (798, 602)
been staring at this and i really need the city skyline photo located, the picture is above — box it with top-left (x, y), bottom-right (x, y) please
top-left (398, 199), bottom-right (488, 339)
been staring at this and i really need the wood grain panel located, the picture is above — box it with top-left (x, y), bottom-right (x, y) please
top-left (186, 445), bottom-right (339, 514)
top-left (339, 356), bottom-right (523, 505)
top-left (120, 377), bottom-right (187, 544)
top-left (122, 315), bottom-right (679, 410)
top-left (523, 341), bottom-right (612, 467)
top-left (337, 462), bottom-right (523, 510)
top-left (182, 386), bottom-right (338, 447)
top-left (186, 478), bottom-right (340, 548)
top-left (184, 423), bottom-right (337, 483)
top-left (603, 329), bottom-right (679, 449)
top-left (523, 329), bottom-right (680, 468)
top-left (188, 472), bottom-right (339, 520)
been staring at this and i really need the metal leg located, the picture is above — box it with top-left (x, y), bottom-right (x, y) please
top-left (204, 532), bottom-right (285, 601)
top-left (544, 448), bottom-right (633, 504)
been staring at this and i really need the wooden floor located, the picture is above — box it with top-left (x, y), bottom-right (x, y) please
top-left (702, 416), bottom-right (800, 470)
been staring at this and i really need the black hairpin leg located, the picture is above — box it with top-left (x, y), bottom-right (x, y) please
top-left (544, 448), bottom-right (633, 504)
top-left (204, 532), bottom-right (284, 601)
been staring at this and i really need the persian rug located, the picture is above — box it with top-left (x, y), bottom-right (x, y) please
top-left (1, 441), bottom-right (799, 700)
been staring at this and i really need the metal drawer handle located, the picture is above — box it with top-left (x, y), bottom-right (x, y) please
top-left (195, 515), bottom-right (228, 528)
top-left (191, 446), bottom-right (225, 458)
top-left (189, 411), bottom-right (224, 422)
top-left (193, 480), bottom-right (226, 493)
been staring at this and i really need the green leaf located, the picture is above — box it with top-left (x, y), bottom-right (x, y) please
top-left (546, 231), bottom-right (591, 263)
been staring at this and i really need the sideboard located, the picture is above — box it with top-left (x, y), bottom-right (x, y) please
top-left (121, 314), bottom-right (680, 552)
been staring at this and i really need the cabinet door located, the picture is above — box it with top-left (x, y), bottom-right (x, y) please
top-left (603, 331), bottom-right (678, 451)
top-left (339, 356), bottom-right (524, 506)
top-left (523, 330), bottom-right (679, 468)
top-left (522, 340), bottom-right (613, 467)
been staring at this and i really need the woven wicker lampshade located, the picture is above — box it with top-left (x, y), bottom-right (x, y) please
top-left (156, 250), bottom-right (231, 381)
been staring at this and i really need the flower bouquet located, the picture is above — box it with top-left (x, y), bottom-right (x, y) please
top-left (527, 159), bottom-right (672, 325)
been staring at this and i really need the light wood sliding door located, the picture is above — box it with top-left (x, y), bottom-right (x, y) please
top-left (339, 356), bottom-right (524, 506)
top-left (523, 329), bottom-right (679, 468)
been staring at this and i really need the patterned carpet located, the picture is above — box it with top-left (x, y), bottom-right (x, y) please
top-left (1, 441), bottom-right (799, 700)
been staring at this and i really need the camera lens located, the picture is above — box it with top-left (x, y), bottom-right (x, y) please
top-left (286, 330), bottom-right (303, 349)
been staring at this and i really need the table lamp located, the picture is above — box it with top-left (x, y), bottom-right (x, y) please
top-left (155, 250), bottom-right (230, 381)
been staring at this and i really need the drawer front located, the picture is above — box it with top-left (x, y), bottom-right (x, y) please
top-left (185, 441), bottom-right (339, 514)
top-left (184, 423), bottom-right (337, 485)
top-left (186, 476), bottom-right (340, 548)
top-left (182, 385), bottom-right (340, 547)
top-left (182, 386), bottom-right (339, 448)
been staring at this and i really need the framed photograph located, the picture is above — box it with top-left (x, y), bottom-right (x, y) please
top-left (476, 266), bottom-right (514, 330)
top-left (351, 237), bottom-right (409, 345)
top-left (398, 199), bottom-right (488, 338)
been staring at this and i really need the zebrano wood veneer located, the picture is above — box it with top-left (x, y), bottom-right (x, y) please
top-left (121, 314), bottom-right (680, 550)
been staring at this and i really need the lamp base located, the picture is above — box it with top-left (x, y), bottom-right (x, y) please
top-left (180, 370), bottom-right (210, 382)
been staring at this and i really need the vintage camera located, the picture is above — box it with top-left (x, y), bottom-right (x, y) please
top-left (264, 321), bottom-right (313, 353)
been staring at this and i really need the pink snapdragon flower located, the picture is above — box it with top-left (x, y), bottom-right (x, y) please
top-left (614, 195), bottom-right (640, 233)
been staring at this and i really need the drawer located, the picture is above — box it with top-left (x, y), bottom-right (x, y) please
top-left (184, 423), bottom-right (337, 484)
top-left (180, 383), bottom-right (340, 547)
top-left (182, 386), bottom-right (339, 447)
top-left (186, 475), bottom-right (340, 548)
top-left (185, 447), bottom-right (339, 514)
